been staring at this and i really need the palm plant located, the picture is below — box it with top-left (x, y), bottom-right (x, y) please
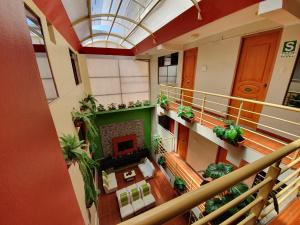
top-left (80, 94), bottom-right (97, 113)
top-left (60, 134), bottom-right (99, 208)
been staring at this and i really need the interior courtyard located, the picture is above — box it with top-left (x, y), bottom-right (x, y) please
top-left (1, 0), bottom-right (300, 225)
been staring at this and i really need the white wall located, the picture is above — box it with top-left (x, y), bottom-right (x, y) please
top-left (151, 22), bottom-right (300, 140)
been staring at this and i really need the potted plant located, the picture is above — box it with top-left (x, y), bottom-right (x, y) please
top-left (174, 177), bottom-right (187, 194)
top-left (80, 94), bottom-right (97, 113)
top-left (157, 155), bottom-right (166, 167)
top-left (118, 103), bottom-right (126, 109)
top-left (213, 124), bottom-right (245, 147)
top-left (143, 100), bottom-right (151, 106)
top-left (203, 163), bottom-right (234, 180)
top-left (135, 100), bottom-right (142, 107)
top-left (204, 182), bottom-right (252, 225)
top-left (177, 105), bottom-right (195, 123)
top-left (60, 134), bottom-right (86, 167)
top-left (128, 101), bottom-right (135, 108)
top-left (97, 104), bottom-right (105, 112)
top-left (107, 103), bottom-right (117, 111)
top-left (60, 134), bottom-right (99, 208)
top-left (72, 110), bottom-right (99, 155)
top-left (157, 94), bottom-right (169, 110)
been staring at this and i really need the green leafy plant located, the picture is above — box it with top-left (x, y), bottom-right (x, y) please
top-left (72, 110), bottom-right (99, 155)
top-left (213, 124), bottom-right (244, 146)
top-left (157, 94), bottom-right (169, 109)
top-left (80, 95), bottom-right (97, 113)
top-left (60, 134), bottom-right (99, 208)
top-left (223, 119), bottom-right (235, 127)
top-left (288, 94), bottom-right (300, 108)
top-left (177, 105), bottom-right (195, 119)
top-left (203, 163), bottom-right (234, 179)
top-left (174, 177), bottom-right (187, 192)
top-left (128, 101), bottom-right (135, 108)
top-left (107, 103), bottom-right (117, 111)
top-left (118, 103), bottom-right (126, 109)
top-left (202, 162), bottom-right (253, 224)
top-left (152, 134), bottom-right (163, 154)
top-left (157, 155), bottom-right (166, 167)
top-left (143, 100), bottom-right (151, 106)
top-left (97, 104), bottom-right (105, 112)
top-left (135, 100), bottom-right (143, 107)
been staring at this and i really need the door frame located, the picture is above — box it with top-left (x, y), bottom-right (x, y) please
top-left (227, 28), bottom-right (282, 127)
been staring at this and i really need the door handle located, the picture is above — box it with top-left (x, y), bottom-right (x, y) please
top-left (264, 83), bottom-right (268, 88)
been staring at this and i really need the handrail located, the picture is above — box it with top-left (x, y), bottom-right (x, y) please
top-left (160, 84), bottom-right (300, 113)
top-left (118, 139), bottom-right (300, 225)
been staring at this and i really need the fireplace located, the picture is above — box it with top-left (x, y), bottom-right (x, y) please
top-left (112, 134), bottom-right (138, 157)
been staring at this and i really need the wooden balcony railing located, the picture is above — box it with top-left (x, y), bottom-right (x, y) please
top-left (118, 139), bottom-right (300, 225)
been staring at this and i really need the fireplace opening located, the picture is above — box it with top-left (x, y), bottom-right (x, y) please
top-left (112, 134), bottom-right (138, 157)
top-left (118, 140), bottom-right (134, 152)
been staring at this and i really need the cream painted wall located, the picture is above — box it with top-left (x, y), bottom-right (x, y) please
top-left (24, 1), bottom-right (96, 225)
top-left (186, 130), bottom-right (219, 171)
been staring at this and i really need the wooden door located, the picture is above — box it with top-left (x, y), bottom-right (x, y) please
top-left (229, 30), bottom-right (281, 128)
top-left (177, 124), bottom-right (190, 160)
top-left (181, 48), bottom-right (198, 105)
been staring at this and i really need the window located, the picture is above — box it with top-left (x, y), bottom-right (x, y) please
top-left (283, 51), bottom-right (300, 108)
top-left (69, 49), bottom-right (82, 85)
top-left (86, 55), bottom-right (149, 106)
top-left (24, 5), bottom-right (58, 103)
top-left (158, 53), bottom-right (178, 84)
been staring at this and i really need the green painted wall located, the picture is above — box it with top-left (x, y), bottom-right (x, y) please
top-left (93, 106), bottom-right (154, 159)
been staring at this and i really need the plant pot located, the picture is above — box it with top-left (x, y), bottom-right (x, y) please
top-left (181, 115), bottom-right (195, 123)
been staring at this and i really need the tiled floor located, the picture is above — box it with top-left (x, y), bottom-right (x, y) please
top-left (98, 161), bottom-right (189, 225)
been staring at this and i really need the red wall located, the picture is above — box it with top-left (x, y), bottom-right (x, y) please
top-left (0, 1), bottom-right (84, 224)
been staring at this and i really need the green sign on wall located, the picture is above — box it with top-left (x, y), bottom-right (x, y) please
top-left (282, 40), bottom-right (297, 58)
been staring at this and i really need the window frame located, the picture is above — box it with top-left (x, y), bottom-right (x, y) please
top-left (69, 49), bottom-right (82, 86)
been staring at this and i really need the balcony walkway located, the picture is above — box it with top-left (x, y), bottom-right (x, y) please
top-left (269, 198), bottom-right (300, 225)
top-left (168, 103), bottom-right (295, 165)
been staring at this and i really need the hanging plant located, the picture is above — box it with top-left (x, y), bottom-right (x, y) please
top-left (60, 134), bottom-right (99, 208)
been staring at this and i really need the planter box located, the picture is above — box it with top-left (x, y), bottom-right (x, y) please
top-left (181, 115), bottom-right (195, 124)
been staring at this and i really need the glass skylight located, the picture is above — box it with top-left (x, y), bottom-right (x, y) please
top-left (62, 0), bottom-right (199, 49)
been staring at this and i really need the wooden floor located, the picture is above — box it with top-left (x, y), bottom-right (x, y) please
top-left (168, 103), bottom-right (295, 164)
top-left (269, 198), bottom-right (300, 225)
top-left (98, 161), bottom-right (189, 225)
